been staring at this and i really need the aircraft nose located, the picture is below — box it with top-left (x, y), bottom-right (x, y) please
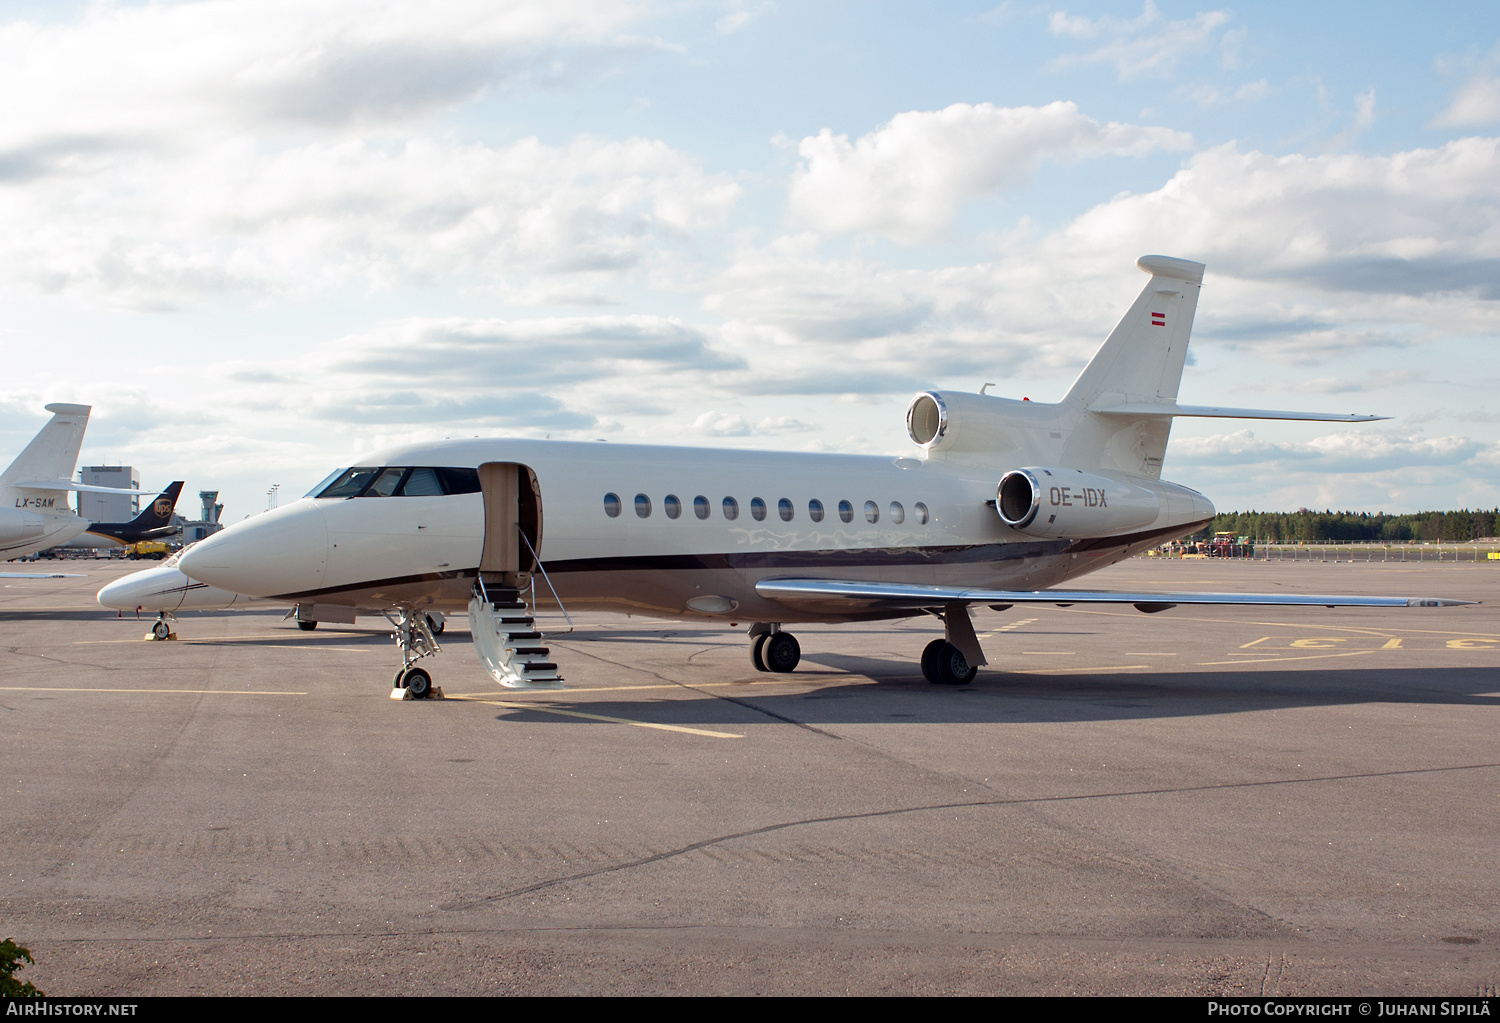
top-left (178, 500), bottom-right (328, 598)
top-left (97, 567), bottom-right (173, 610)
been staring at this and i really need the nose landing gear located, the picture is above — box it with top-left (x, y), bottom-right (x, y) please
top-left (146, 612), bottom-right (176, 641)
top-left (387, 607), bottom-right (442, 700)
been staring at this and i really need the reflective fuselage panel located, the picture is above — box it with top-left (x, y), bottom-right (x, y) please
top-left (178, 438), bottom-right (1214, 623)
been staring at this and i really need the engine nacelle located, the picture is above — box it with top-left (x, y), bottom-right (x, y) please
top-left (997, 467), bottom-right (1166, 539)
top-left (0, 508), bottom-right (45, 545)
top-left (906, 390), bottom-right (1056, 456)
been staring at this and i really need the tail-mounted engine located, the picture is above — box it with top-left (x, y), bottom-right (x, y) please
top-left (997, 467), bottom-right (1165, 539)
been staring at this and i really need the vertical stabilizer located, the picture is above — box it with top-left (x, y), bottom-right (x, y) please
top-left (0, 403), bottom-right (92, 491)
top-left (1059, 256), bottom-right (1203, 479)
top-left (1063, 255), bottom-right (1204, 410)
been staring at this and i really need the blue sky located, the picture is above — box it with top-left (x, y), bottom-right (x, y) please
top-left (0, 0), bottom-right (1498, 520)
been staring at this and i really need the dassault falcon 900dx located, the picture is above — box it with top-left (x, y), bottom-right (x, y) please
top-left (170, 256), bottom-right (1470, 697)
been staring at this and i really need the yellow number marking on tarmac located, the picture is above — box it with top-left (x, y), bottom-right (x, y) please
top-left (1290, 637), bottom-right (1348, 649)
top-left (449, 696), bottom-right (743, 739)
top-left (1198, 650), bottom-right (1374, 666)
top-left (1383, 638), bottom-right (1404, 649)
top-left (0, 685), bottom-right (306, 696)
top-left (1447, 638), bottom-right (1500, 649)
top-left (1240, 636), bottom-right (1272, 648)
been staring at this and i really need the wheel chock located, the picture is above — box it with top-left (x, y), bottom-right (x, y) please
top-left (143, 631), bottom-right (178, 641)
top-left (389, 685), bottom-right (445, 701)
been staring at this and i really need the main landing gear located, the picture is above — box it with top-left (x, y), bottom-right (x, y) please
top-left (748, 623), bottom-right (800, 673)
top-left (920, 603), bottom-right (988, 686)
top-left (387, 607), bottom-right (442, 699)
top-left (921, 639), bottom-right (978, 685)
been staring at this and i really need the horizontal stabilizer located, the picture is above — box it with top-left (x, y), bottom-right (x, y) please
top-left (1091, 402), bottom-right (1387, 422)
top-left (756, 578), bottom-right (1472, 610)
top-left (13, 480), bottom-right (161, 495)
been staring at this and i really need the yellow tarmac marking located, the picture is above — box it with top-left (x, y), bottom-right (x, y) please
top-left (1062, 607), bottom-right (1497, 639)
top-left (1021, 651), bottom-right (1074, 655)
top-left (0, 685), bottom-right (305, 696)
top-left (1240, 636), bottom-right (1272, 648)
top-left (451, 696), bottom-right (743, 739)
top-left (1198, 650), bottom-right (1374, 666)
top-left (1382, 638), bottom-right (1404, 649)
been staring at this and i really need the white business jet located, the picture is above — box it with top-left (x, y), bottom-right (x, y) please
top-left (97, 548), bottom-right (445, 640)
top-left (173, 256), bottom-right (1469, 697)
top-left (0, 402), bottom-right (155, 569)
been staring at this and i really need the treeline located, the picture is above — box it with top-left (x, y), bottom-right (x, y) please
top-left (1190, 508), bottom-right (1500, 544)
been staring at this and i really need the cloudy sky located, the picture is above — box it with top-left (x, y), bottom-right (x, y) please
top-left (1, 0), bottom-right (1498, 520)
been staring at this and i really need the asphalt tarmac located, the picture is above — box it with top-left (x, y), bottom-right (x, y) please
top-left (3, 557), bottom-right (1498, 996)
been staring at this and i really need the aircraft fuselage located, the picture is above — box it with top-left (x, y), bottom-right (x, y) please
top-left (178, 438), bottom-right (1214, 624)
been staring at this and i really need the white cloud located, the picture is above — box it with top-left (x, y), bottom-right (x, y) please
top-left (1047, 1), bottom-right (1232, 80)
top-left (0, 1), bottom-right (727, 307)
top-left (0, 134), bottom-right (740, 306)
top-left (1434, 74), bottom-right (1500, 128)
top-left (0, 0), bottom-right (652, 148)
top-left (787, 102), bottom-right (1192, 243)
top-left (716, 1), bottom-right (775, 35)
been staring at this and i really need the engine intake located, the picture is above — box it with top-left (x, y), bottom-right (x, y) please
top-left (996, 467), bottom-right (1163, 539)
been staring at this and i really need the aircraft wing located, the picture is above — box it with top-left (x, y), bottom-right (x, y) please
top-left (754, 578), bottom-right (1472, 612)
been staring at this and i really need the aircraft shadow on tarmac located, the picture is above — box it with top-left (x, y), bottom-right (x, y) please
top-left (479, 666), bottom-right (1500, 729)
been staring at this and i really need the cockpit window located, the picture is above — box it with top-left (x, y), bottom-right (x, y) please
top-left (434, 467), bottom-right (481, 495)
top-left (398, 468), bottom-right (444, 497)
top-left (317, 467), bottom-right (381, 498)
top-left (305, 468), bottom-right (347, 498)
top-left (314, 465), bottom-right (482, 498)
top-left (360, 467), bottom-right (406, 497)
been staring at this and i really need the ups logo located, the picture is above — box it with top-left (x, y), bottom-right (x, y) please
top-left (153, 497), bottom-right (172, 517)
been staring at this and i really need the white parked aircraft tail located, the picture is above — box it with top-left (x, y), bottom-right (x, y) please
top-left (1063, 254), bottom-right (1205, 414)
top-left (0, 403), bottom-right (91, 502)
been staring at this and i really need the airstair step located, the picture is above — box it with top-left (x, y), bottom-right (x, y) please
top-left (510, 646), bottom-right (549, 657)
top-left (521, 662), bottom-right (558, 673)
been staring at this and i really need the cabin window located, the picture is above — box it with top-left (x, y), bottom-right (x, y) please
top-left (694, 496), bottom-right (710, 519)
top-left (778, 498), bottom-right (794, 522)
top-left (808, 499), bottom-right (824, 522)
top-left (889, 501), bottom-right (905, 524)
top-left (664, 494), bottom-right (682, 520)
top-left (865, 500), bottom-right (879, 524)
top-left (723, 497), bottom-right (739, 520)
top-left (750, 497), bottom-right (767, 521)
top-left (604, 493), bottom-right (622, 518)
top-left (838, 500), bottom-right (853, 524)
top-left (635, 493), bottom-right (652, 518)
top-left (914, 502), bottom-right (929, 525)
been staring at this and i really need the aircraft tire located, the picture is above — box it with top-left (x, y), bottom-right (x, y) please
top-left (297, 620), bottom-right (318, 631)
top-left (426, 614), bottom-right (444, 636)
top-left (763, 632), bottom-right (800, 673)
top-left (151, 620), bottom-right (171, 641)
top-left (920, 639), bottom-right (946, 683)
top-left (403, 667), bottom-right (433, 699)
top-left (750, 633), bottom-right (769, 672)
top-left (935, 642), bottom-right (977, 686)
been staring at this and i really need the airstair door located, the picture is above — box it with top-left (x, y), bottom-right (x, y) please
top-left (471, 462), bottom-right (562, 689)
top-left (478, 462), bottom-right (542, 587)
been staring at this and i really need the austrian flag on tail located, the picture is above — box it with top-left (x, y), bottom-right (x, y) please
top-left (1151, 311), bottom-right (1166, 327)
